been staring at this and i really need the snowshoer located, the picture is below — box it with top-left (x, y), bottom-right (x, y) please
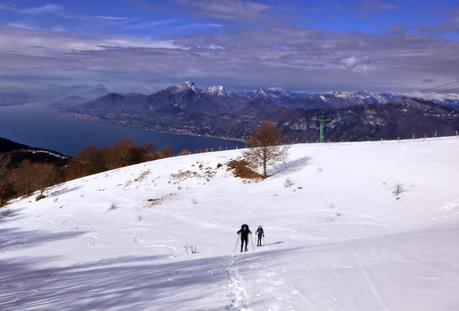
top-left (237, 224), bottom-right (252, 252)
top-left (256, 225), bottom-right (264, 246)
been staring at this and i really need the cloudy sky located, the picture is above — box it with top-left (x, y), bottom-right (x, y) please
top-left (1, 0), bottom-right (459, 93)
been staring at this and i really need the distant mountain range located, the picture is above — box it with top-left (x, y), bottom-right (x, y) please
top-left (0, 137), bottom-right (68, 168)
top-left (54, 81), bottom-right (459, 142)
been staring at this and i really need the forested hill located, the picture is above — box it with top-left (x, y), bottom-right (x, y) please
top-left (0, 137), bottom-right (68, 168)
top-left (0, 137), bottom-right (29, 153)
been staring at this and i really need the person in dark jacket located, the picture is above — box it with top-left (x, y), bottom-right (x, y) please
top-left (237, 224), bottom-right (252, 252)
top-left (256, 225), bottom-right (264, 246)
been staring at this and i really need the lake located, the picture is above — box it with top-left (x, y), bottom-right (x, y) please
top-left (0, 103), bottom-right (243, 156)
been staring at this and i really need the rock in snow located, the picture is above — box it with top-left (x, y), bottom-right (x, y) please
top-left (1, 137), bottom-right (459, 310)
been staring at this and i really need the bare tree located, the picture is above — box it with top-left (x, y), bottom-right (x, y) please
top-left (77, 145), bottom-right (106, 175)
top-left (63, 140), bottom-right (158, 182)
top-left (8, 161), bottom-right (59, 198)
top-left (104, 138), bottom-right (134, 169)
top-left (10, 160), bottom-right (37, 196)
top-left (129, 143), bottom-right (156, 163)
top-left (178, 149), bottom-right (191, 156)
top-left (0, 169), bottom-right (14, 206)
top-left (157, 145), bottom-right (173, 159)
top-left (34, 163), bottom-right (60, 198)
top-left (243, 122), bottom-right (289, 177)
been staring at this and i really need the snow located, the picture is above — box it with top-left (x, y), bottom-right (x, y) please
top-left (175, 81), bottom-right (198, 93)
top-left (26, 149), bottom-right (68, 159)
top-left (323, 91), bottom-right (390, 104)
top-left (1, 137), bottom-right (459, 310)
top-left (403, 91), bottom-right (459, 102)
top-left (252, 89), bottom-right (283, 99)
top-left (207, 85), bottom-right (226, 96)
top-left (267, 87), bottom-right (290, 97)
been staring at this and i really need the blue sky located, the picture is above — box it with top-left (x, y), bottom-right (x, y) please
top-left (0, 0), bottom-right (458, 92)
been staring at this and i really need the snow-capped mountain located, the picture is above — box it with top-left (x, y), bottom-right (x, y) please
top-left (249, 88), bottom-right (291, 99)
top-left (206, 85), bottom-right (227, 96)
top-left (1, 137), bottom-right (458, 310)
top-left (172, 80), bottom-right (199, 94)
top-left (57, 82), bottom-right (459, 143)
top-left (402, 91), bottom-right (459, 109)
top-left (403, 91), bottom-right (459, 102)
top-left (244, 88), bottom-right (401, 105)
top-left (321, 91), bottom-right (394, 104)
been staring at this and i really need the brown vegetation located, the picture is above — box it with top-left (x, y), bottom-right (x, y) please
top-left (0, 170), bottom-right (14, 206)
top-left (64, 138), bottom-right (157, 180)
top-left (0, 138), bottom-right (173, 206)
top-left (157, 145), bottom-right (173, 159)
top-left (0, 160), bottom-right (61, 204)
top-left (244, 121), bottom-right (289, 177)
top-left (227, 159), bottom-right (264, 180)
top-left (178, 149), bottom-right (191, 156)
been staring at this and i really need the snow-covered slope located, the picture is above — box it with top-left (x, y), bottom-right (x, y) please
top-left (1, 138), bottom-right (459, 310)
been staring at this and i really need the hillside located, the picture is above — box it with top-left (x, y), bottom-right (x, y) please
top-left (0, 137), bottom-right (69, 170)
top-left (0, 137), bottom-right (68, 168)
top-left (1, 137), bottom-right (458, 310)
top-left (0, 137), bottom-right (29, 153)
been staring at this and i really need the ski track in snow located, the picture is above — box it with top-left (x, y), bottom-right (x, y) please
top-left (226, 255), bottom-right (251, 311)
top-left (1, 137), bottom-right (459, 310)
top-left (351, 249), bottom-right (390, 311)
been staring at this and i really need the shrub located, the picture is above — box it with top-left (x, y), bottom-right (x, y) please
top-left (227, 159), bottom-right (264, 180)
top-left (157, 145), bottom-right (173, 159)
top-left (393, 184), bottom-right (404, 199)
top-left (178, 149), bottom-right (191, 156)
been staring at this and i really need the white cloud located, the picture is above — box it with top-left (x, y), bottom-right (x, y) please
top-left (0, 3), bottom-right (63, 15)
top-left (0, 27), bottom-right (183, 58)
top-left (94, 15), bottom-right (132, 22)
top-left (21, 4), bottom-right (63, 14)
top-left (341, 56), bottom-right (371, 72)
top-left (99, 38), bottom-right (179, 50)
top-left (176, 0), bottom-right (271, 20)
top-left (0, 19), bottom-right (458, 92)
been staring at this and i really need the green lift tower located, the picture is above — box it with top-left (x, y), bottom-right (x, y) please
top-left (312, 115), bottom-right (330, 143)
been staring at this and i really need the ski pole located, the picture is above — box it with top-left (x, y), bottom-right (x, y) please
top-left (233, 235), bottom-right (240, 253)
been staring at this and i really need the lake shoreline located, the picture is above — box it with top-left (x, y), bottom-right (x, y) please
top-left (58, 111), bottom-right (246, 144)
top-left (0, 103), bottom-right (243, 156)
